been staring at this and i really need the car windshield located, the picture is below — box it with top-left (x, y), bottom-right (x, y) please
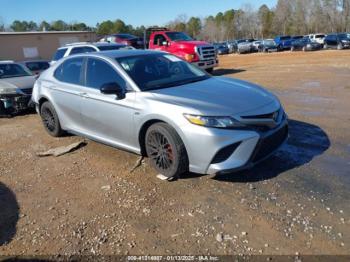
top-left (117, 34), bottom-right (136, 40)
top-left (264, 40), bottom-right (275, 45)
top-left (315, 34), bottom-right (325, 38)
top-left (25, 61), bottom-right (49, 71)
top-left (0, 63), bottom-right (32, 79)
top-left (280, 36), bottom-right (291, 40)
top-left (98, 45), bottom-right (132, 51)
top-left (116, 53), bottom-right (210, 91)
top-left (338, 34), bottom-right (349, 40)
top-left (165, 32), bottom-right (193, 41)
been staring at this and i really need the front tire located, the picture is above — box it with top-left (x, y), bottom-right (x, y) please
top-left (145, 123), bottom-right (188, 179)
top-left (40, 101), bottom-right (64, 137)
top-left (337, 43), bottom-right (343, 50)
top-left (206, 68), bottom-right (214, 74)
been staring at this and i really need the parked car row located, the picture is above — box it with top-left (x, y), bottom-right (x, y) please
top-left (215, 32), bottom-right (350, 55)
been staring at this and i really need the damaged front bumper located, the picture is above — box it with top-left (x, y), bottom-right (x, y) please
top-left (0, 92), bottom-right (33, 116)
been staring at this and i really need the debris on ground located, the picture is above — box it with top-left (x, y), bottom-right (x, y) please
top-left (129, 156), bottom-right (145, 173)
top-left (37, 141), bottom-right (87, 157)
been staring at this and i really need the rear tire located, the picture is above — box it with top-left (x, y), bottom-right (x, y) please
top-left (145, 123), bottom-right (189, 179)
top-left (40, 101), bottom-right (64, 137)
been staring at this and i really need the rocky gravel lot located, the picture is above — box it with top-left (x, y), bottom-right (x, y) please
top-left (0, 50), bottom-right (349, 258)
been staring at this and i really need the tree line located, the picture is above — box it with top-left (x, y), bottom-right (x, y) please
top-left (1, 0), bottom-right (349, 41)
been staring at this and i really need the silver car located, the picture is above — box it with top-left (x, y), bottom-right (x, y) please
top-left (0, 61), bottom-right (36, 116)
top-left (32, 50), bottom-right (288, 179)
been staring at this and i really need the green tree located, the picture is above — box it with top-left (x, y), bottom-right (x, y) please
top-left (258, 5), bottom-right (274, 38)
top-left (174, 22), bottom-right (186, 32)
top-left (97, 20), bottom-right (114, 35)
top-left (10, 20), bottom-right (29, 31)
top-left (27, 21), bottom-right (38, 31)
top-left (71, 22), bottom-right (88, 31)
top-left (113, 19), bottom-right (127, 33)
top-left (223, 9), bottom-right (235, 39)
top-left (39, 21), bottom-right (50, 31)
top-left (187, 17), bottom-right (201, 38)
top-left (0, 17), bottom-right (5, 31)
top-left (51, 20), bottom-right (67, 31)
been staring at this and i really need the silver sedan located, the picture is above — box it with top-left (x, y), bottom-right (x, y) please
top-left (32, 50), bottom-right (288, 179)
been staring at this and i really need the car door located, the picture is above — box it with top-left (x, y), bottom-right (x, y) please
top-left (79, 57), bottom-right (137, 150)
top-left (152, 33), bottom-right (169, 52)
top-left (329, 35), bottom-right (337, 47)
top-left (51, 57), bottom-right (86, 131)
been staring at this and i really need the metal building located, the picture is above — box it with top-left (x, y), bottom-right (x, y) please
top-left (0, 31), bottom-right (97, 61)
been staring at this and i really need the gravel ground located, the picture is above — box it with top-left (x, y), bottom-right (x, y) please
top-left (0, 50), bottom-right (349, 257)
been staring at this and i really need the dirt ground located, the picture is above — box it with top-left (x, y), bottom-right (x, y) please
top-left (0, 50), bottom-right (349, 258)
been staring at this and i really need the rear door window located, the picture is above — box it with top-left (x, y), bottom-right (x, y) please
top-left (85, 58), bottom-right (126, 90)
top-left (54, 57), bottom-right (84, 85)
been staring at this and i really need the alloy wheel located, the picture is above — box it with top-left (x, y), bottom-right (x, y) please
top-left (146, 131), bottom-right (174, 171)
top-left (41, 108), bottom-right (56, 132)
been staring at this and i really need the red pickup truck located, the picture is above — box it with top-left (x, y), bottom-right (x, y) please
top-left (146, 28), bottom-right (218, 72)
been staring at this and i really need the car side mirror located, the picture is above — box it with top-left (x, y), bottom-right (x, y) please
top-left (100, 82), bottom-right (126, 99)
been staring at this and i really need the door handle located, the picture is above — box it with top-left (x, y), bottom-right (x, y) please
top-left (78, 92), bottom-right (89, 98)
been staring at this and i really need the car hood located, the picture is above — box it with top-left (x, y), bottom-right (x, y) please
top-left (173, 40), bottom-right (211, 47)
top-left (149, 77), bottom-right (280, 116)
top-left (0, 76), bottom-right (36, 90)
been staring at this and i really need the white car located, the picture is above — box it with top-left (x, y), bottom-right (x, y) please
top-left (50, 42), bottom-right (133, 64)
top-left (308, 34), bottom-right (326, 45)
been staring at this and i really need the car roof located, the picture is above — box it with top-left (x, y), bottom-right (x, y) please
top-left (0, 60), bottom-right (15, 64)
top-left (58, 42), bottom-right (126, 49)
top-left (20, 60), bottom-right (49, 63)
top-left (71, 49), bottom-right (164, 60)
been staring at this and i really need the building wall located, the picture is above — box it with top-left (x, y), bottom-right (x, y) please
top-left (0, 31), bottom-right (97, 61)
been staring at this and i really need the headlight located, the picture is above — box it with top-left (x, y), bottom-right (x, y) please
top-left (184, 54), bottom-right (195, 62)
top-left (0, 87), bottom-right (18, 95)
top-left (184, 114), bottom-right (245, 128)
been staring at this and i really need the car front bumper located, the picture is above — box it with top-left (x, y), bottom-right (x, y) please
top-left (0, 94), bottom-right (33, 115)
top-left (192, 59), bottom-right (219, 69)
top-left (182, 118), bottom-right (288, 175)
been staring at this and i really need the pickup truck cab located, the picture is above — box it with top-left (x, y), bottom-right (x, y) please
top-left (148, 28), bottom-right (218, 72)
top-left (274, 36), bottom-right (292, 50)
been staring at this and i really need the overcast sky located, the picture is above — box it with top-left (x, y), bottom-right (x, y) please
top-left (1, 0), bottom-right (277, 27)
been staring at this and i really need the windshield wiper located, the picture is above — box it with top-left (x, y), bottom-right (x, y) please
top-left (144, 76), bottom-right (209, 91)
